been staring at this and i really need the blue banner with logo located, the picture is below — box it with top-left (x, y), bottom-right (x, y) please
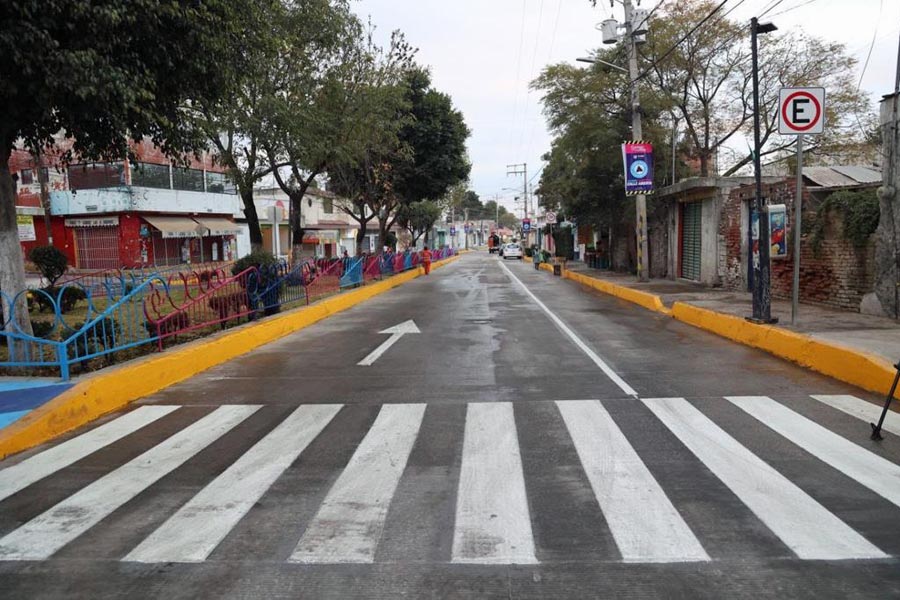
top-left (622, 142), bottom-right (654, 195)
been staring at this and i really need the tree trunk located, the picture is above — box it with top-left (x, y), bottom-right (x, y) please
top-left (355, 223), bottom-right (367, 256)
top-left (289, 192), bottom-right (306, 264)
top-left (241, 188), bottom-right (263, 252)
top-left (0, 146), bottom-right (34, 341)
top-left (698, 150), bottom-right (710, 178)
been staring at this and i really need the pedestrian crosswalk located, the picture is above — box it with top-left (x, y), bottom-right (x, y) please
top-left (1, 394), bottom-right (899, 566)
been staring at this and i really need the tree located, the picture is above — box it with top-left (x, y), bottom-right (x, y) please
top-left (640, 0), bottom-right (871, 176)
top-left (0, 0), bottom-right (253, 336)
top-left (200, 0), bottom-right (284, 250)
top-left (328, 29), bottom-right (416, 255)
top-left (396, 200), bottom-right (442, 245)
top-left (499, 213), bottom-right (520, 230)
top-left (265, 3), bottom-right (380, 260)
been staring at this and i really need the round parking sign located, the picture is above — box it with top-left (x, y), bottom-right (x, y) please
top-left (779, 87), bottom-right (825, 135)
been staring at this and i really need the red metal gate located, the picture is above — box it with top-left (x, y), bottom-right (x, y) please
top-left (74, 226), bottom-right (121, 269)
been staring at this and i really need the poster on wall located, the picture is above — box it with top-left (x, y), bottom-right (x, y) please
top-left (621, 141), bottom-right (654, 195)
top-left (768, 204), bottom-right (787, 259)
top-left (17, 215), bottom-right (36, 241)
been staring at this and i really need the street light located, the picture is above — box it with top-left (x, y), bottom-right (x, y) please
top-left (749, 17), bottom-right (778, 324)
top-left (576, 56), bottom-right (628, 73)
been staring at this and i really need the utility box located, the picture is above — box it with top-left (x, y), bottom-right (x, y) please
top-left (600, 19), bottom-right (619, 44)
top-left (631, 9), bottom-right (650, 34)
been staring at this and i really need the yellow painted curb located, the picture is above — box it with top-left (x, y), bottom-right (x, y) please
top-left (564, 270), bottom-right (669, 315)
top-left (671, 302), bottom-right (898, 398)
top-left (0, 255), bottom-right (460, 460)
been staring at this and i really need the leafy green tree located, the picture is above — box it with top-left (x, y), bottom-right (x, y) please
top-left (397, 200), bottom-right (442, 245)
top-left (0, 0), bottom-right (253, 336)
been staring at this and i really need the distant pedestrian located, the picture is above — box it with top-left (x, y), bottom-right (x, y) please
top-left (422, 245), bottom-right (433, 275)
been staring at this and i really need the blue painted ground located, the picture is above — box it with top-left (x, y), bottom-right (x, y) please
top-left (0, 381), bottom-right (73, 429)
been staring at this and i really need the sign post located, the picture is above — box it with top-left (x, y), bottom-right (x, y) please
top-left (779, 87), bottom-right (825, 325)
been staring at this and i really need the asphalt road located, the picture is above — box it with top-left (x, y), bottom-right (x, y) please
top-left (1, 252), bottom-right (899, 599)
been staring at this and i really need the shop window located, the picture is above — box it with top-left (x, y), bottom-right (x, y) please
top-left (323, 197), bottom-right (334, 214)
top-left (67, 162), bottom-right (125, 190)
top-left (206, 171), bottom-right (237, 194)
top-left (131, 162), bottom-right (171, 189)
top-left (173, 167), bottom-right (205, 192)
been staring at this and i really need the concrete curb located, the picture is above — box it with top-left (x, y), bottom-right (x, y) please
top-left (532, 262), bottom-right (896, 398)
top-left (0, 256), bottom-right (460, 460)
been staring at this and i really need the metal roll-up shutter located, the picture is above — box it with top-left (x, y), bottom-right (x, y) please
top-left (74, 226), bottom-right (121, 269)
top-left (681, 202), bottom-right (702, 281)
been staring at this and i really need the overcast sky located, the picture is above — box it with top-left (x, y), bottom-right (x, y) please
top-left (352, 0), bottom-right (900, 216)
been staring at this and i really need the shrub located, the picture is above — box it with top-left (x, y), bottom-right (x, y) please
top-left (810, 189), bottom-right (880, 255)
top-left (232, 250), bottom-right (278, 276)
top-left (524, 247), bottom-right (534, 258)
top-left (29, 246), bottom-right (68, 287)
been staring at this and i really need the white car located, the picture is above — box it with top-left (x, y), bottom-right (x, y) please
top-left (502, 243), bottom-right (523, 260)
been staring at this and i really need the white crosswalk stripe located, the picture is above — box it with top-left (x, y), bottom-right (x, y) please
top-left (557, 400), bottom-right (708, 563)
top-left (452, 402), bottom-right (536, 564)
top-left (643, 397), bottom-right (886, 560)
top-left (0, 405), bottom-right (179, 503)
top-left (0, 396), bottom-right (896, 565)
top-left (125, 404), bottom-right (342, 563)
top-left (290, 404), bottom-right (426, 563)
top-left (811, 394), bottom-right (900, 437)
top-left (727, 396), bottom-right (900, 509)
top-left (0, 405), bottom-right (257, 561)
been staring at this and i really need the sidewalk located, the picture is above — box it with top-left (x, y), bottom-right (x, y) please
top-left (544, 260), bottom-right (899, 397)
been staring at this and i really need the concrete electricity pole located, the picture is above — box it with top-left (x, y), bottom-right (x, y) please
top-left (622, 0), bottom-right (650, 282)
top-left (507, 163), bottom-right (529, 243)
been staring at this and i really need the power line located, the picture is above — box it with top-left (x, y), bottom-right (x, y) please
top-left (767, 0), bottom-right (819, 18)
top-left (523, 0), bottom-right (563, 175)
top-left (857, 0), bottom-right (884, 91)
top-left (517, 0), bottom-right (547, 155)
top-left (506, 0), bottom-right (529, 153)
top-left (633, 0), bottom-right (729, 83)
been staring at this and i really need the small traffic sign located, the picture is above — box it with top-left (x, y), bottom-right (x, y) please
top-left (779, 87), bottom-right (825, 135)
top-left (545, 212), bottom-right (557, 224)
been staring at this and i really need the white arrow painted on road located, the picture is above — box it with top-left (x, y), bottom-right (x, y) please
top-left (357, 320), bottom-right (421, 366)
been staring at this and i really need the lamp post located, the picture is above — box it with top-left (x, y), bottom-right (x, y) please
top-left (749, 18), bottom-right (778, 323)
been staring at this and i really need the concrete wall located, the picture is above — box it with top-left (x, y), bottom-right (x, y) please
top-left (50, 187), bottom-right (240, 216)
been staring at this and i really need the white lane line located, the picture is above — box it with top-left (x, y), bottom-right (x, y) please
top-left (644, 397), bottom-right (885, 560)
top-left (452, 402), bottom-right (537, 564)
top-left (811, 394), bottom-right (900, 438)
top-left (728, 396), bottom-right (900, 509)
top-left (498, 261), bottom-right (637, 397)
top-left (290, 403), bottom-right (426, 563)
top-left (0, 405), bottom-right (180, 503)
top-left (0, 405), bottom-right (258, 561)
top-left (125, 404), bottom-right (342, 563)
top-left (557, 400), bottom-right (708, 563)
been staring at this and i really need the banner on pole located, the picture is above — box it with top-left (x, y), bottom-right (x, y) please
top-left (622, 141), bottom-right (654, 196)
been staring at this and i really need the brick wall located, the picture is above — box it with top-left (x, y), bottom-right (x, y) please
top-left (722, 180), bottom-right (877, 312)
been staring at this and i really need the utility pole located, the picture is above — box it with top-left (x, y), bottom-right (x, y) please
top-left (507, 163), bottom-right (530, 245)
top-left (623, 0), bottom-right (649, 282)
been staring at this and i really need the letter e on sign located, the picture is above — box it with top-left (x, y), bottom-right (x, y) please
top-left (779, 87), bottom-right (825, 135)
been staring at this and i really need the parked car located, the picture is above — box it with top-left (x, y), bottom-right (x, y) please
top-left (502, 243), bottom-right (523, 260)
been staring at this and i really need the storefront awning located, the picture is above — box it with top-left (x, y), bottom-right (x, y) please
top-left (193, 216), bottom-right (241, 237)
top-left (143, 215), bottom-right (203, 239)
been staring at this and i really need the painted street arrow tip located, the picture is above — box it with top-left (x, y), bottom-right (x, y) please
top-left (379, 320), bottom-right (420, 335)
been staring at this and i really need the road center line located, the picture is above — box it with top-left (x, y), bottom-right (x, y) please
top-left (499, 261), bottom-right (638, 397)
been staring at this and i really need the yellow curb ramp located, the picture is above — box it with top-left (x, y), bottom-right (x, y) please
top-left (0, 256), bottom-right (460, 460)
top-left (671, 302), bottom-right (898, 398)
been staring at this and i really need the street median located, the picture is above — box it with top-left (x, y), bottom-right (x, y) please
top-left (0, 255), bottom-right (459, 460)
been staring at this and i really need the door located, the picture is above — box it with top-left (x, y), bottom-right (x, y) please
top-left (680, 202), bottom-right (702, 281)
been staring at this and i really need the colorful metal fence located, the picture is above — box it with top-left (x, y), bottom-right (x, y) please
top-left (2, 248), bottom-right (455, 380)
